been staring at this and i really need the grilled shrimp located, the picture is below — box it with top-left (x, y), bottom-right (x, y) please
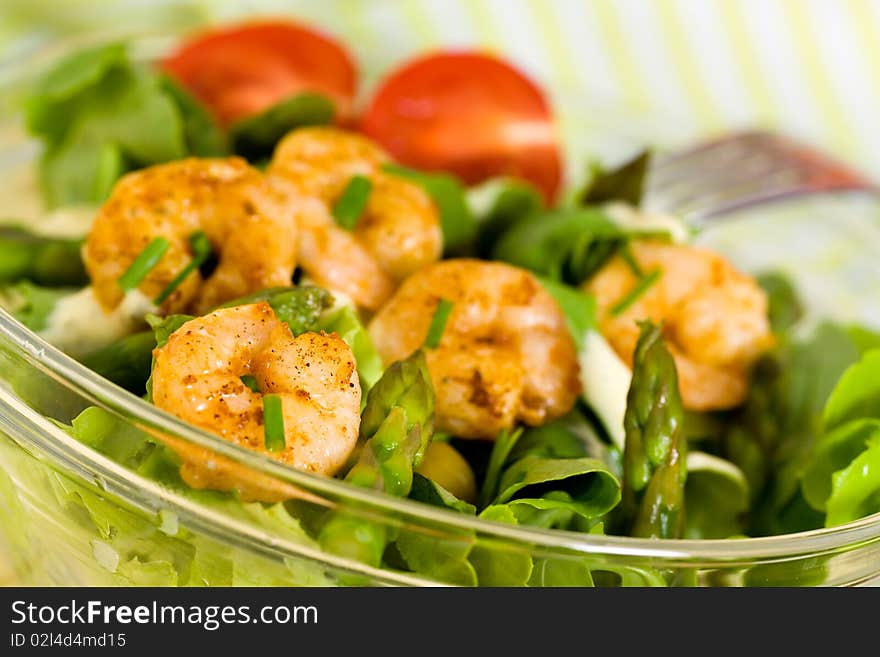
top-left (151, 302), bottom-right (361, 499)
top-left (584, 241), bottom-right (775, 411)
top-left (368, 259), bottom-right (580, 439)
top-left (269, 127), bottom-right (442, 308)
top-left (84, 158), bottom-right (297, 315)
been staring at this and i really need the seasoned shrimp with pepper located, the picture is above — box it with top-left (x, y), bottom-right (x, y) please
top-left (368, 259), bottom-right (580, 439)
top-left (584, 241), bottom-right (775, 411)
top-left (151, 302), bottom-right (361, 499)
top-left (269, 127), bottom-right (443, 309)
top-left (84, 157), bottom-right (297, 315)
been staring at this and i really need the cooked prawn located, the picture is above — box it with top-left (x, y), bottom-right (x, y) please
top-left (84, 157), bottom-right (297, 315)
top-left (151, 302), bottom-right (361, 500)
top-left (268, 127), bottom-right (442, 307)
top-left (584, 241), bottom-right (775, 411)
top-left (368, 259), bottom-right (580, 439)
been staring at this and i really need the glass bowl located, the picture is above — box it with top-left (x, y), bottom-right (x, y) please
top-left (2, 29), bottom-right (880, 588)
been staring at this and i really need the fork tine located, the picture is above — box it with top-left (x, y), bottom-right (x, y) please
top-left (645, 130), bottom-right (878, 222)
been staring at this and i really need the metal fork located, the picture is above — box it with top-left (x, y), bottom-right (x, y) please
top-left (643, 130), bottom-right (879, 223)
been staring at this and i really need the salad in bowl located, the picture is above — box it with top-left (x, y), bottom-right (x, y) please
top-left (1, 18), bottom-right (879, 587)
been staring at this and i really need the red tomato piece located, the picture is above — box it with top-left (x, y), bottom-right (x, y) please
top-left (360, 52), bottom-right (562, 203)
top-left (161, 21), bottom-right (358, 126)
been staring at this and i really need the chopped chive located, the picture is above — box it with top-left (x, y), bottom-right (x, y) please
top-left (611, 268), bottom-right (662, 317)
top-left (262, 394), bottom-right (286, 452)
top-left (619, 242), bottom-right (644, 277)
top-left (154, 231), bottom-right (212, 305)
top-left (332, 175), bottom-right (372, 230)
top-left (240, 374), bottom-right (260, 393)
top-left (118, 237), bottom-right (170, 292)
top-left (424, 298), bottom-right (454, 349)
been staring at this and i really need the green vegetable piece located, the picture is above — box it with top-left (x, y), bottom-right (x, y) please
top-left (229, 92), bottom-right (335, 161)
top-left (619, 320), bottom-right (687, 539)
top-left (537, 277), bottom-right (596, 350)
top-left (346, 407), bottom-right (424, 497)
top-left (319, 350), bottom-right (436, 569)
top-left (332, 175), bottom-right (373, 230)
top-left (154, 230), bottom-right (212, 305)
top-left (219, 285), bottom-right (333, 335)
top-left (801, 419), bottom-right (880, 512)
top-left (158, 75), bottom-right (228, 157)
top-left (383, 163), bottom-right (477, 254)
top-left (31, 52), bottom-right (188, 207)
top-left (822, 349), bottom-right (880, 432)
top-left (610, 268), bottom-right (662, 316)
top-left (423, 298), bottom-right (454, 349)
top-left (409, 473), bottom-right (477, 515)
top-left (262, 394), bottom-right (286, 452)
top-left (317, 511), bottom-right (388, 567)
top-left (0, 226), bottom-right (88, 286)
top-left (578, 150), bottom-right (651, 207)
top-left (529, 557), bottom-right (595, 587)
top-left (683, 452), bottom-right (749, 539)
top-left (468, 505), bottom-right (533, 586)
top-left (480, 427), bottom-right (524, 508)
top-left (467, 177), bottom-right (544, 256)
top-left (24, 43), bottom-right (128, 139)
top-left (0, 281), bottom-right (73, 332)
top-left (147, 313), bottom-right (193, 349)
top-left (143, 313), bottom-right (193, 401)
top-left (495, 456), bottom-right (621, 522)
top-left (360, 349), bottom-right (434, 444)
top-left (118, 237), bottom-right (170, 292)
top-left (848, 324), bottom-right (880, 354)
top-left (757, 271), bottom-right (803, 333)
top-left (724, 321), bottom-right (864, 536)
top-left (825, 437), bottom-right (880, 526)
top-left (492, 207), bottom-right (622, 284)
top-left (80, 330), bottom-right (157, 395)
top-left (396, 475), bottom-right (479, 585)
top-left (240, 374), bottom-right (261, 393)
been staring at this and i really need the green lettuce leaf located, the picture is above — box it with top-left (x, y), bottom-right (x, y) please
top-left (683, 452), bottom-right (749, 539)
top-left (0, 227), bottom-right (87, 287)
top-left (724, 321), bottom-right (867, 536)
top-left (24, 43), bottom-right (230, 208)
top-left (468, 505), bottom-right (533, 586)
top-left (494, 455), bottom-right (621, 523)
top-left (467, 177), bottom-right (544, 256)
top-left (577, 150), bottom-right (651, 207)
top-left (802, 418), bottom-right (880, 512)
top-left (537, 277), bottom-right (596, 350)
top-left (822, 349), bottom-right (880, 432)
top-left (0, 281), bottom-right (75, 332)
top-left (756, 271), bottom-right (803, 333)
top-left (825, 438), bottom-right (880, 527)
top-left (158, 75), bottom-right (228, 157)
top-left (229, 93), bottom-right (335, 161)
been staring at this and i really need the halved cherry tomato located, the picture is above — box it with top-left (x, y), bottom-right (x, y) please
top-left (360, 52), bottom-right (562, 203)
top-left (161, 21), bottom-right (357, 126)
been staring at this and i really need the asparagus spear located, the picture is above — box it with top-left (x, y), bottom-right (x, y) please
top-left (619, 321), bottom-right (687, 539)
top-left (319, 350), bottom-right (435, 567)
top-left (0, 226), bottom-right (87, 286)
